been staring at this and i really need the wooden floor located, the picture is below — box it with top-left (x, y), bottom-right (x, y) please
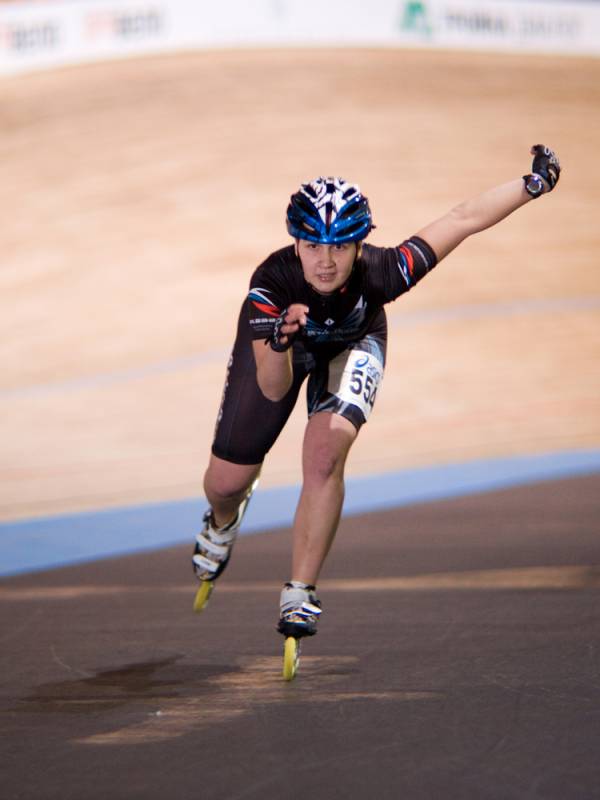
top-left (1, 48), bottom-right (599, 520)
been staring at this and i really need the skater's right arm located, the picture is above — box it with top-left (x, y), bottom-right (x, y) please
top-left (252, 304), bottom-right (308, 402)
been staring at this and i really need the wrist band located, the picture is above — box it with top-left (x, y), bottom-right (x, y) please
top-left (523, 173), bottom-right (545, 199)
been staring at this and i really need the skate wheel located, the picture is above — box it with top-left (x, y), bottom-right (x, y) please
top-left (283, 636), bottom-right (300, 681)
top-left (193, 581), bottom-right (214, 613)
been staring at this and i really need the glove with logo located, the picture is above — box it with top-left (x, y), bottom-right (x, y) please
top-left (267, 308), bottom-right (296, 353)
top-left (523, 144), bottom-right (561, 198)
top-left (266, 304), bottom-right (309, 352)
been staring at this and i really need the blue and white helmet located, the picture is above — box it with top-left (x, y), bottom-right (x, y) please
top-left (286, 177), bottom-right (374, 244)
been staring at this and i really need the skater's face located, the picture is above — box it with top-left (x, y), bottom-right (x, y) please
top-left (295, 239), bottom-right (360, 295)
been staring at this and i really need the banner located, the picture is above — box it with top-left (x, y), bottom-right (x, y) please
top-left (1, 0), bottom-right (599, 76)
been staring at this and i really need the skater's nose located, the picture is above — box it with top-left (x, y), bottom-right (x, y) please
top-left (318, 246), bottom-right (336, 266)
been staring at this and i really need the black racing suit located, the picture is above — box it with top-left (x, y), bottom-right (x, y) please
top-left (212, 237), bottom-right (437, 465)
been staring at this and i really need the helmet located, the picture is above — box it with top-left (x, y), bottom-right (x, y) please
top-left (286, 177), bottom-right (374, 244)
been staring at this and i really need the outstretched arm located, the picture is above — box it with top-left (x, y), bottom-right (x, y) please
top-left (416, 145), bottom-right (561, 262)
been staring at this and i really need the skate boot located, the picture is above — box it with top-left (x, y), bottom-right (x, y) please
top-left (277, 581), bottom-right (323, 639)
top-left (192, 478), bottom-right (258, 612)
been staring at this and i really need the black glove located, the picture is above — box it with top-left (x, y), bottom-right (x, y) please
top-left (267, 308), bottom-right (295, 352)
top-left (525, 144), bottom-right (560, 197)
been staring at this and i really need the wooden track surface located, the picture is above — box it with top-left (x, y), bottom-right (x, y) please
top-left (1, 48), bottom-right (599, 520)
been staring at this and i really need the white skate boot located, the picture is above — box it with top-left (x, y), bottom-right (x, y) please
top-left (192, 478), bottom-right (258, 612)
top-left (278, 581), bottom-right (323, 681)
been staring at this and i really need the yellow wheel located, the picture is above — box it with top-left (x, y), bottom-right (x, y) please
top-left (283, 637), bottom-right (300, 681)
top-left (193, 581), bottom-right (214, 613)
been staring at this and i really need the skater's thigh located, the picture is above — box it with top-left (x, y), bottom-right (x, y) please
top-left (212, 332), bottom-right (307, 465)
top-left (306, 312), bottom-right (387, 432)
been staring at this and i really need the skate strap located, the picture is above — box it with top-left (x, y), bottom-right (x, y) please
top-left (205, 526), bottom-right (238, 546)
top-left (300, 602), bottom-right (322, 616)
top-left (192, 553), bottom-right (221, 573)
top-left (195, 531), bottom-right (230, 557)
top-left (218, 509), bottom-right (242, 533)
top-left (281, 601), bottom-right (322, 620)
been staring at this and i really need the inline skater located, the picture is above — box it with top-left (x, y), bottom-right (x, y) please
top-left (192, 145), bottom-right (560, 672)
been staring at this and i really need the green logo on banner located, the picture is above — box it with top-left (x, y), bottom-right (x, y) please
top-left (400, 1), bottom-right (432, 36)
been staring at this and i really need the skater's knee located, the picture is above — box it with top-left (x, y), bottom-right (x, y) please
top-left (204, 474), bottom-right (248, 504)
top-left (302, 412), bottom-right (356, 487)
top-left (203, 457), bottom-right (260, 505)
top-left (304, 446), bottom-right (347, 486)
top-left (207, 485), bottom-right (249, 509)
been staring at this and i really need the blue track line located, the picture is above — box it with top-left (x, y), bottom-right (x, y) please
top-left (1, 449), bottom-right (599, 578)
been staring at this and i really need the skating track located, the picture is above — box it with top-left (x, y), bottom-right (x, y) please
top-left (1, 47), bottom-right (599, 798)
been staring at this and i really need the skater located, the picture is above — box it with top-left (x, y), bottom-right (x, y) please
top-left (192, 145), bottom-right (560, 642)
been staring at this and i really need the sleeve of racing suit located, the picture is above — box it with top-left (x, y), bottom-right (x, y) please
top-left (366, 236), bottom-right (438, 304)
top-left (246, 263), bottom-right (289, 340)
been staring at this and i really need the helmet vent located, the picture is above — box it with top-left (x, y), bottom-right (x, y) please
top-left (325, 202), bottom-right (333, 231)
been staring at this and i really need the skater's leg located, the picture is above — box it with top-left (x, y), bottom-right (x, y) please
top-left (291, 411), bottom-right (358, 585)
top-left (193, 455), bottom-right (261, 584)
top-left (203, 454), bottom-right (262, 528)
top-left (278, 326), bottom-right (385, 640)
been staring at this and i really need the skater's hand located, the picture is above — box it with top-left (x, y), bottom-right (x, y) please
top-left (254, 304), bottom-right (307, 400)
top-left (528, 144), bottom-right (561, 194)
top-left (268, 304), bottom-right (309, 352)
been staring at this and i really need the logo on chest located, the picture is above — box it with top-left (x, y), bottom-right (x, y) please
top-left (305, 296), bottom-right (368, 341)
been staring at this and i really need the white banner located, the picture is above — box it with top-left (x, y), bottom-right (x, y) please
top-left (1, 0), bottom-right (599, 76)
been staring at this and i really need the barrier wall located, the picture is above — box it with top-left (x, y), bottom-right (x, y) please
top-left (1, 0), bottom-right (600, 75)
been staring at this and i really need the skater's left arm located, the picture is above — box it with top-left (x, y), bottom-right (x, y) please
top-left (415, 145), bottom-right (561, 262)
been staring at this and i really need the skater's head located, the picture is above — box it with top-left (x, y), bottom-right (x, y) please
top-left (286, 177), bottom-right (374, 295)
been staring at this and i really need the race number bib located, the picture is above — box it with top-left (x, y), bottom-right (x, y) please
top-left (328, 348), bottom-right (384, 420)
